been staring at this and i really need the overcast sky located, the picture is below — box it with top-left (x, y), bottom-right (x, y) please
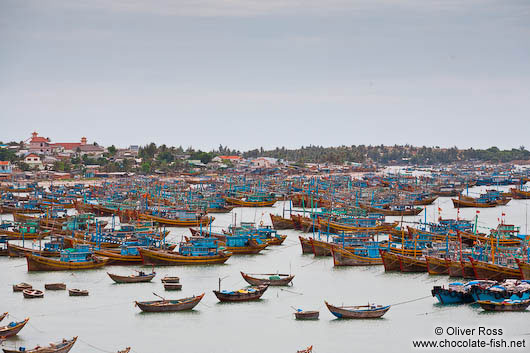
top-left (1, 0), bottom-right (529, 150)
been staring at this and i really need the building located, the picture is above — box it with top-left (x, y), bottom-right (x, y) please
top-left (28, 132), bottom-right (52, 154)
top-left (27, 132), bottom-right (101, 155)
top-left (78, 144), bottom-right (105, 157)
top-left (212, 156), bottom-right (243, 163)
top-left (24, 153), bottom-right (43, 169)
top-left (251, 157), bottom-right (278, 168)
top-left (0, 161), bottom-right (12, 174)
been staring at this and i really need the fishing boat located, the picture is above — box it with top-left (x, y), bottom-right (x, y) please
top-left (469, 257), bottom-right (522, 281)
top-left (425, 256), bottom-right (449, 275)
top-left (138, 211), bottom-right (214, 227)
top-left (117, 348), bottom-right (131, 353)
top-left (325, 301), bottom-right (391, 319)
top-left (431, 283), bottom-right (474, 304)
top-left (359, 203), bottom-right (423, 216)
top-left (22, 289), bottom-right (44, 298)
top-left (331, 246), bottom-right (383, 266)
top-left (240, 272), bottom-right (295, 286)
top-left (2, 337), bottom-right (77, 353)
top-left (477, 299), bottom-right (530, 311)
top-left (69, 288), bottom-right (89, 296)
top-left (293, 309), bottom-right (319, 320)
top-left (8, 240), bottom-right (62, 258)
top-left (0, 318), bottom-right (29, 338)
top-left (26, 245), bottom-right (109, 271)
top-left (45, 283), bottom-right (66, 290)
top-left (213, 284), bottom-right (269, 302)
top-left (297, 346), bottom-right (313, 353)
top-left (12, 282), bottom-right (32, 292)
top-left (135, 293), bottom-right (204, 312)
top-left (269, 214), bottom-right (295, 229)
top-left (223, 196), bottom-right (276, 207)
top-left (0, 235), bottom-right (8, 256)
top-left (139, 237), bottom-right (231, 265)
top-left (299, 236), bottom-right (313, 254)
top-left (379, 249), bottom-right (402, 271)
top-left (108, 271), bottom-right (156, 283)
top-left (447, 259), bottom-right (475, 278)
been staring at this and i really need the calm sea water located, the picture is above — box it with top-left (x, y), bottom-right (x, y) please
top-left (1, 185), bottom-right (529, 353)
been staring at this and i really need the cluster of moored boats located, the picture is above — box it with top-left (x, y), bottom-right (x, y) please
top-left (2, 167), bottom-right (530, 351)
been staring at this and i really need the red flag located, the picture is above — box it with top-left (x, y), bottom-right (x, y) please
top-left (476, 210), bottom-right (480, 214)
top-left (501, 213), bottom-right (505, 216)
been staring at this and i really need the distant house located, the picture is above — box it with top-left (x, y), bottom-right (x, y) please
top-left (24, 153), bottom-right (43, 169)
top-left (27, 132), bottom-right (101, 155)
top-left (0, 161), bottom-right (12, 174)
top-left (251, 157), bottom-right (278, 168)
top-left (212, 156), bottom-right (242, 163)
top-left (28, 132), bottom-right (52, 154)
top-left (78, 144), bottom-right (105, 157)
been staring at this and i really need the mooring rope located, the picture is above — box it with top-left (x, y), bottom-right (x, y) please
top-left (390, 295), bottom-right (431, 306)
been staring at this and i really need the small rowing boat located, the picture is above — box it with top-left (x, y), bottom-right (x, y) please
top-left (12, 282), bottom-right (32, 292)
top-left (213, 285), bottom-right (269, 302)
top-left (2, 336), bottom-right (77, 353)
top-left (240, 272), bottom-right (294, 286)
top-left (45, 283), bottom-right (66, 290)
top-left (135, 293), bottom-right (204, 312)
top-left (68, 289), bottom-right (89, 296)
top-left (294, 309), bottom-right (319, 320)
top-left (107, 271), bottom-right (156, 284)
top-left (325, 301), bottom-right (391, 319)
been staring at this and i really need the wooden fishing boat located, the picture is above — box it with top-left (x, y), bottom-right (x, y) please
top-left (23, 289), bottom-right (44, 298)
top-left (318, 218), bottom-right (396, 234)
top-left (0, 312), bottom-right (7, 323)
top-left (516, 259), bottom-right (530, 280)
top-left (0, 205), bottom-right (42, 214)
top-left (325, 301), bottom-right (391, 319)
top-left (2, 336), bottom-right (77, 353)
top-left (12, 282), bottom-right (32, 292)
top-left (0, 318), bottom-right (29, 338)
top-left (26, 253), bottom-right (109, 271)
top-left (309, 238), bottom-right (333, 256)
top-left (396, 254), bottom-right (428, 272)
top-left (135, 293), bottom-right (204, 312)
top-left (107, 271), bottom-right (156, 283)
top-left (294, 310), bottom-right (319, 320)
top-left (7, 243), bottom-right (60, 258)
top-left (138, 213), bottom-right (214, 227)
top-left (458, 230), bottom-right (521, 247)
top-left (45, 283), bottom-right (66, 290)
top-left (0, 230), bottom-right (51, 241)
top-left (425, 256), bottom-right (449, 275)
top-left (222, 238), bottom-right (268, 254)
top-left (94, 248), bottom-right (143, 264)
top-left (451, 198), bottom-right (497, 208)
top-left (331, 246), bottom-right (383, 266)
top-left (213, 285), bottom-right (269, 302)
top-left (207, 205), bottom-right (236, 213)
top-left (298, 236), bottom-right (313, 254)
top-left (139, 248), bottom-right (231, 265)
top-left (297, 346), bottom-right (313, 353)
top-left (117, 348), bottom-right (131, 353)
top-left (447, 259), bottom-right (475, 278)
top-left (379, 250), bottom-right (401, 271)
top-left (240, 272), bottom-right (295, 286)
top-left (510, 188), bottom-right (530, 199)
top-left (269, 214), bottom-right (295, 229)
top-left (477, 299), bottom-right (530, 312)
top-left (68, 288), bottom-right (89, 296)
top-left (469, 258), bottom-right (522, 281)
top-left (223, 196), bottom-right (276, 207)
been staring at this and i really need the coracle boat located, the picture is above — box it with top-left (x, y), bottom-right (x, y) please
top-left (240, 272), bottom-right (295, 286)
top-left (2, 336), bottom-right (77, 353)
top-left (135, 293), bottom-right (204, 312)
top-left (45, 283), bottom-right (67, 290)
top-left (13, 282), bottom-right (32, 292)
top-left (107, 271), bottom-right (156, 284)
top-left (26, 245), bottom-right (109, 271)
top-left (23, 289), bottom-right (44, 299)
top-left (69, 289), bottom-right (89, 296)
top-left (0, 318), bottom-right (29, 338)
top-left (294, 309), bottom-right (319, 320)
top-left (213, 285), bottom-right (269, 302)
top-left (477, 299), bottom-right (530, 312)
top-left (325, 301), bottom-right (391, 319)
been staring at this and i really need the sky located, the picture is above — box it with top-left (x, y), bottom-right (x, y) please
top-left (1, 0), bottom-right (529, 150)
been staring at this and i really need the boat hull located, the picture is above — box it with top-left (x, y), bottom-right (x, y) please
top-left (139, 248), bottom-right (231, 266)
